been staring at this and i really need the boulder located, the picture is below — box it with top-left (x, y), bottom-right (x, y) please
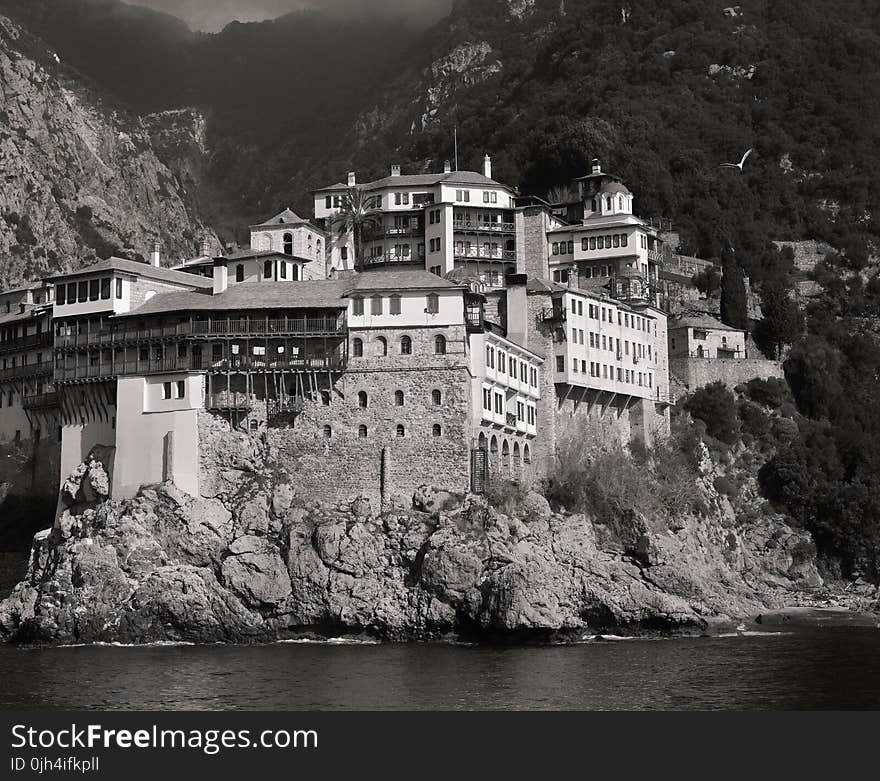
top-left (412, 485), bottom-right (464, 514)
top-left (221, 536), bottom-right (290, 608)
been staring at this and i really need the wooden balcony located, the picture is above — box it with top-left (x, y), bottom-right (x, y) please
top-left (0, 332), bottom-right (53, 356)
top-left (453, 220), bottom-right (515, 234)
top-left (22, 392), bottom-right (59, 410)
top-left (0, 361), bottom-right (54, 383)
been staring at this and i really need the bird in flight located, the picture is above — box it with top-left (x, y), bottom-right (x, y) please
top-left (720, 148), bottom-right (753, 171)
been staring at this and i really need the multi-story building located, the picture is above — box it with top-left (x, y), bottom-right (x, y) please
top-left (313, 157), bottom-right (518, 285)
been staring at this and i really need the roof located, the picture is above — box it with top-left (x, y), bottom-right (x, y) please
top-left (315, 169), bottom-right (513, 195)
top-left (573, 170), bottom-right (624, 182)
top-left (599, 181), bottom-right (631, 195)
top-left (670, 313), bottom-right (744, 332)
top-left (250, 208), bottom-right (308, 228)
top-left (175, 250), bottom-right (297, 269)
top-left (117, 280), bottom-right (350, 318)
top-left (0, 305), bottom-right (49, 326)
top-left (346, 269), bottom-right (464, 294)
top-left (47, 257), bottom-right (213, 289)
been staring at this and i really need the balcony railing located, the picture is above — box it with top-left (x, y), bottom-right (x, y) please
top-left (22, 392), bottom-right (59, 410)
top-left (55, 315), bottom-right (346, 348)
top-left (0, 332), bottom-right (53, 355)
top-left (0, 361), bottom-right (54, 383)
top-left (369, 225), bottom-right (424, 239)
top-left (540, 307), bottom-right (566, 323)
top-left (453, 249), bottom-right (516, 262)
top-left (55, 354), bottom-right (346, 383)
top-left (362, 253), bottom-right (424, 266)
top-left (207, 392), bottom-right (253, 411)
top-left (453, 220), bottom-right (515, 233)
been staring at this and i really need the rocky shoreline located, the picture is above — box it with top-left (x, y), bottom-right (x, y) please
top-left (1, 455), bottom-right (876, 647)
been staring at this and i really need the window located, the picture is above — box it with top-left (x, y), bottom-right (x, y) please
top-left (400, 335), bottom-right (412, 355)
top-left (358, 425), bottom-right (368, 439)
top-left (396, 424), bottom-right (406, 438)
top-left (487, 346), bottom-right (494, 368)
top-left (115, 278), bottom-right (123, 299)
top-left (483, 388), bottom-right (492, 410)
top-left (352, 338), bottom-right (363, 357)
top-left (371, 296), bottom-right (383, 315)
top-left (264, 260), bottom-right (273, 279)
top-left (325, 195), bottom-right (332, 209)
top-left (498, 352), bottom-right (506, 374)
top-left (435, 335), bottom-right (446, 355)
top-left (176, 380), bottom-right (186, 399)
top-left (323, 425), bottom-right (332, 439)
top-left (236, 265), bottom-right (244, 282)
top-left (162, 382), bottom-right (172, 400)
top-left (426, 293), bottom-right (439, 314)
top-left (280, 262), bottom-right (287, 280)
top-left (568, 240), bottom-right (574, 254)
top-left (432, 424), bottom-right (442, 437)
top-left (494, 393), bottom-right (503, 414)
top-left (432, 389), bottom-right (442, 406)
top-left (57, 285), bottom-right (66, 305)
top-left (395, 390), bottom-right (405, 406)
top-left (100, 278), bottom-right (110, 299)
top-left (87, 279), bottom-right (98, 301)
top-left (283, 233), bottom-right (293, 255)
top-left (556, 356), bottom-right (564, 373)
top-left (352, 297), bottom-right (364, 316)
top-left (321, 391), bottom-right (331, 406)
top-left (552, 242), bottom-right (559, 255)
top-left (613, 235), bottom-right (620, 248)
top-left (582, 238), bottom-right (588, 251)
top-left (375, 336), bottom-right (387, 357)
top-left (430, 265), bottom-right (442, 276)
top-left (358, 391), bottom-right (368, 408)
top-left (341, 247), bottom-right (348, 261)
top-left (389, 295), bottom-right (401, 315)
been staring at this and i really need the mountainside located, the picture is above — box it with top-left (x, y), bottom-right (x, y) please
top-left (3, 0), bottom-right (878, 272)
top-left (0, 15), bottom-right (210, 288)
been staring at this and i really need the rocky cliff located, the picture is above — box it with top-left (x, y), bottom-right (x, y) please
top-left (0, 16), bottom-right (209, 288)
top-left (2, 446), bottom-right (874, 646)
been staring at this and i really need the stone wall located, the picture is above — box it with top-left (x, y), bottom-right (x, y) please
top-left (671, 356), bottom-right (784, 397)
top-left (772, 240), bottom-right (834, 274)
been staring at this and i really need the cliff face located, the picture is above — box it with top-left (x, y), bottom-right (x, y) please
top-left (0, 16), bottom-right (208, 288)
top-left (2, 441), bottom-right (873, 646)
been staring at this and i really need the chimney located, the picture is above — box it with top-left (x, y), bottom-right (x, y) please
top-left (483, 154), bottom-right (492, 179)
top-left (212, 258), bottom-right (228, 296)
top-left (200, 237), bottom-right (211, 257)
top-left (443, 160), bottom-right (452, 174)
top-left (391, 164), bottom-right (401, 177)
top-left (505, 273), bottom-right (528, 348)
top-left (347, 171), bottom-right (356, 187)
top-left (591, 158), bottom-right (601, 175)
top-left (150, 240), bottom-right (161, 268)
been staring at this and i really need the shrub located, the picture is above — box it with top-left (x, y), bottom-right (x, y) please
top-left (713, 475), bottom-right (738, 498)
top-left (744, 377), bottom-right (793, 409)
top-left (484, 479), bottom-right (528, 516)
top-left (685, 382), bottom-right (739, 445)
top-left (738, 400), bottom-right (772, 440)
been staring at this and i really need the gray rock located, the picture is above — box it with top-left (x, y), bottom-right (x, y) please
top-left (221, 536), bottom-right (290, 608)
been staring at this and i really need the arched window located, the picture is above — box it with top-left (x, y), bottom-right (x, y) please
top-left (235, 264), bottom-right (244, 282)
top-left (432, 389), bottom-right (442, 406)
top-left (478, 433), bottom-right (487, 451)
top-left (291, 264), bottom-right (300, 281)
top-left (375, 336), bottom-right (387, 357)
top-left (434, 335), bottom-right (446, 355)
top-left (432, 424), bottom-right (442, 437)
top-left (400, 335), bottom-right (412, 355)
top-left (396, 424), bottom-right (406, 438)
top-left (358, 391), bottom-right (368, 408)
top-left (264, 260), bottom-right (273, 279)
top-left (523, 444), bottom-right (531, 464)
top-left (316, 239), bottom-right (322, 256)
top-left (358, 425), bottom-right (368, 439)
top-left (283, 232), bottom-right (293, 255)
top-left (352, 338), bottom-right (363, 357)
top-left (513, 442), bottom-right (521, 475)
top-left (321, 390), bottom-right (331, 406)
top-left (502, 440), bottom-right (511, 476)
top-left (323, 425), bottom-right (332, 439)
top-left (394, 390), bottom-right (404, 406)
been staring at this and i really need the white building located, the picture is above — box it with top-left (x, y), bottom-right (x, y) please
top-left (314, 157), bottom-right (518, 284)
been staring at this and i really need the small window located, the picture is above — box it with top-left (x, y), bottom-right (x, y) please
top-left (432, 424), bottom-right (442, 437)
top-left (426, 293), bottom-right (439, 314)
top-left (352, 297), bottom-right (364, 316)
top-left (325, 195), bottom-right (332, 209)
top-left (371, 295), bottom-right (383, 315)
top-left (236, 265), bottom-right (245, 282)
top-left (115, 278), bottom-right (123, 299)
top-left (162, 382), bottom-right (172, 400)
top-left (176, 380), bottom-right (186, 399)
top-left (358, 391), bottom-right (368, 408)
top-left (434, 335), bottom-right (446, 355)
top-left (321, 391), bottom-right (331, 406)
top-left (100, 278), bottom-right (110, 299)
top-left (358, 425), bottom-right (368, 439)
top-left (395, 390), bottom-right (404, 406)
top-left (375, 336), bottom-right (387, 357)
top-left (341, 247), bottom-right (349, 261)
top-left (323, 425), bottom-right (332, 438)
top-left (389, 295), bottom-right (401, 315)
top-left (57, 285), bottom-right (66, 305)
top-left (264, 260), bottom-right (273, 279)
top-left (352, 338), bottom-right (363, 357)
top-left (283, 232), bottom-right (293, 255)
top-left (432, 389), bottom-right (442, 406)
top-left (280, 262), bottom-right (287, 280)
top-left (400, 335), bottom-right (412, 355)
top-left (88, 279), bottom-right (99, 301)
top-left (396, 424), bottom-right (406, 438)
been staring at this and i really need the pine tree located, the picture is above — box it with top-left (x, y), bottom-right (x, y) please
top-left (720, 254), bottom-right (749, 330)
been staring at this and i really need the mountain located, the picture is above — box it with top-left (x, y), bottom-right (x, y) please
top-left (0, 14), bottom-right (211, 288)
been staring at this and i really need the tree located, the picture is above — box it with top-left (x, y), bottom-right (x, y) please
top-left (754, 280), bottom-right (803, 359)
top-left (720, 254), bottom-right (749, 330)
top-left (692, 266), bottom-right (722, 297)
top-left (329, 188), bottom-right (379, 271)
top-left (684, 382), bottom-right (739, 445)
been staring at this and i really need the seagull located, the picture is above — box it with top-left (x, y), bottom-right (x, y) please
top-left (720, 148), bottom-right (753, 171)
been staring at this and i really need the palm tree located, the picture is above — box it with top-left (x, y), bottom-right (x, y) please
top-left (330, 187), bottom-right (379, 271)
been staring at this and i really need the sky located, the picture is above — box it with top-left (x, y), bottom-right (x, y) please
top-left (135, 0), bottom-right (454, 31)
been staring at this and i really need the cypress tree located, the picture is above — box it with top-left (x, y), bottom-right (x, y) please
top-left (720, 254), bottom-right (749, 330)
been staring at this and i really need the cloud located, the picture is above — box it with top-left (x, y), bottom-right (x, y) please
top-left (136, 0), bottom-right (453, 32)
